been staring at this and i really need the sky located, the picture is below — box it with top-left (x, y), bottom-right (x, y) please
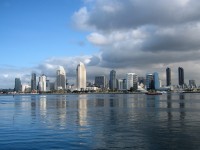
top-left (1, 0), bottom-right (200, 88)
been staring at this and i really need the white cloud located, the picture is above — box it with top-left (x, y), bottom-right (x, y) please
top-left (71, 0), bottom-right (200, 86)
top-left (72, 7), bottom-right (94, 31)
top-left (87, 32), bottom-right (108, 45)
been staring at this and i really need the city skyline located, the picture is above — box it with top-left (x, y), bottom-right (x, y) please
top-left (13, 66), bottom-right (194, 92)
top-left (1, 0), bottom-right (200, 88)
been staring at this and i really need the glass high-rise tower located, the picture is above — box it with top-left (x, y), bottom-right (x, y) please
top-left (76, 62), bottom-right (86, 90)
top-left (56, 66), bottom-right (66, 90)
top-left (109, 70), bottom-right (116, 91)
top-left (166, 67), bottom-right (171, 86)
top-left (31, 73), bottom-right (37, 91)
top-left (14, 78), bottom-right (22, 92)
top-left (95, 75), bottom-right (106, 89)
top-left (178, 67), bottom-right (184, 87)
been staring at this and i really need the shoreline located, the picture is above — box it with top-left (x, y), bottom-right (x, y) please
top-left (1, 91), bottom-right (200, 96)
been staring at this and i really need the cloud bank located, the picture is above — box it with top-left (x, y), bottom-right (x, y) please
top-left (2, 0), bottom-right (200, 88)
top-left (72, 0), bottom-right (200, 85)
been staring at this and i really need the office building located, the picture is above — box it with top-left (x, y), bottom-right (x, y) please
top-left (76, 62), bottom-right (86, 90)
top-left (126, 73), bottom-right (138, 91)
top-left (178, 67), bottom-right (184, 87)
top-left (95, 75), bottom-right (106, 89)
top-left (123, 79), bottom-right (127, 90)
top-left (146, 72), bottom-right (161, 90)
top-left (154, 72), bottom-right (160, 90)
top-left (31, 73), bottom-right (37, 91)
top-left (166, 67), bottom-right (171, 86)
top-left (189, 80), bottom-right (196, 88)
top-left (14, 78), bottom-right (22, 92)
top-left (46, 80), bottom-right (50, 91)
top-left (38, 74), bottom-right (46, 92)
top-left (117, 79), bottom-right (124, 90)
top-left (109, 70), bottom-right (116, 91)
top-left (56, 66), bottom-right (66, 90)
top-left (146, 74), bottom-right (154, 90)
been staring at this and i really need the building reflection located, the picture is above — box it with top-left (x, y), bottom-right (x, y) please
top-left (14, 95), bottom-right (31, 109)
top-left (32, 95), bottom-right (68, 129)
top-left (167, 93), bottom-right (173, 120)
top-left (39, 95), bottom-right (47, 118)
top-left (78, 95), bottom-right (88, 126)
top-left (166, 93), bottom-right (186, 121)
top-left (31, 95), bottom-right (37, 119)
top-left (179, 93), bottom-right (186, 120)
top-left (146, 95), bottom-right (159, 108)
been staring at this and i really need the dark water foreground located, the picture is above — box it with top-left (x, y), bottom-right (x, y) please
top-left (1, 93), bottom-right (200, 150)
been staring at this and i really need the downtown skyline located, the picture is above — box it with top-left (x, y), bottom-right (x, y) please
top-left (1, 0), bottom-right (200, 88)
top-left (13, 65), bottom-right (196, 92)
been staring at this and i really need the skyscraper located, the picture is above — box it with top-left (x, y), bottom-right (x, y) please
top-left (117, 79), bottom-right (124, 90)
top-left (146, 72), bottom-right (160, 90)
top-left (38, 74), bottom-right (46, 92)
top-left (153, 72), bottom-right (160, 90)
top-left (95, 75), bottom-right (106, 89)
top-left (14, 78), bottom-right (22, 92)
top-left (178, 67), bottom-right (184, 87)
top-left (56, 66), bottom-right (66, 90)
top-left (126, 73), bottom-right (138, 90)
top-left (76, 62), bottom-right (86, 90)
top-left (109, 70), bottom-right (116, 91)
top-left (31, 73), bottom-right (37, 91)
top-left (166, 67), bottom-right (171, 86)
top-left (146, 74), bottom-right (154, 90)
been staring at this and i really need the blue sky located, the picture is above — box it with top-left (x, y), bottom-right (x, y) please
top-left (1, 0), bottom-right (200, 88)
top-left (0, 0), bottom-right (94, 67)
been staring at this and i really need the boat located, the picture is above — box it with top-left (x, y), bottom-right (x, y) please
top-left (145, 92), bottom-right (162, 95)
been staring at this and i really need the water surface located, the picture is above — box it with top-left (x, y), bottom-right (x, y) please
top-left (0, 93), bottom-right (200, 149)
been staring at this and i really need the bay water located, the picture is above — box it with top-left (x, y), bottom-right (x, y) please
top-left (0, 93), bottom-right (200, 149)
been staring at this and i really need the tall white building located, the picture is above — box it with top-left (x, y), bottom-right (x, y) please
top-left (117, 79), bottom-right (124, 90)
top-left (56, 66), bottom-right (66, 90)
top-left (38, 74), bottom-right (47, 92)
top-left (126, 73), bottom-right (138, 90)
top-left (76, 62), bottom-right (86, 91)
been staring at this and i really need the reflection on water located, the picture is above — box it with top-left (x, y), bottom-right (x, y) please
top-left (1, 93), bottom-right (200, 149)
top-left (78, 95), bottom-right (88, 126)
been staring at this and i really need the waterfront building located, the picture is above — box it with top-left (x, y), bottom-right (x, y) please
top-left (46, 80), bottom-right (50, 91)
top-left (146, 74), bottom-right (154, 90)
top-left (56, 66), bottom-right (66, 90)
top-left (117, 79), bottom-right (124, 91)
top-left (38, 74), bottom-right (46, 92)
top-left (178, 67), bottom-right (184, 87)
top-left (50, 82), bottom-right (55, 91)
top-left (14, 78), bottom-right (22, 92)
top-left (123, 79), bottom-right (126, 90)
top-left (95, 75), bottom-right (106, 89)
top-left (146, 73), bottom-right (161, 90)
top-left (189, 80), bottom-right (196, 88)
top-left (31, 73), bottom-right (37, 91)
top-left (76, 62), bottom-right (86, 91)
top-left (166, 67), bottom-right (171, 86)
top-left (154, 72), bottom-right (160, 90)
top-left (126, 73), bottom-right (138, 91)
top-left (109, 70), bottom-right (117, 91)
